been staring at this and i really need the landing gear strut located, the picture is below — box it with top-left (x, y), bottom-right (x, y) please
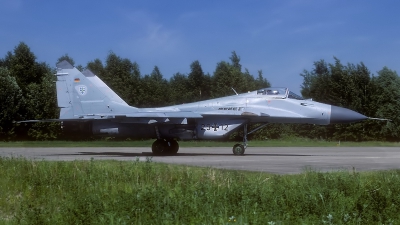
top-left (152, 139), bottom-right (179, 155)
top-left (232, 123), bottom-right (269, 156)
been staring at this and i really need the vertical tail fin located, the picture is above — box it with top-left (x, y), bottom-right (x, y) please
top-left (56, 60), bottom-right (137, 119)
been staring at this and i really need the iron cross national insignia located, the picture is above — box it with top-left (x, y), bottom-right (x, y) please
top-left (75, 85), bottom-right (88, 96)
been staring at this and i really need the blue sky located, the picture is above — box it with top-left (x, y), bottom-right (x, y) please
top-left (1, 0), bottom-right (399, 94)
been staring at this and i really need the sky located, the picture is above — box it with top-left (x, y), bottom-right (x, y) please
top-left (1, 0), bottom-right (399, 94)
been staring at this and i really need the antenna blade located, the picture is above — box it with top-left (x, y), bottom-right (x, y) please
top-left (231, 87), bottom-right (238, 95)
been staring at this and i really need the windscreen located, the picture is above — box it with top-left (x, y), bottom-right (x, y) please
top-left (288, 91), bottom-right (304, 100)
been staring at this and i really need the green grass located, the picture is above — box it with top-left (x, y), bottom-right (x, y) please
top-left (1, 157), bottom-right (400, 224)
top-left (1, 139), bottom-right (400, 147)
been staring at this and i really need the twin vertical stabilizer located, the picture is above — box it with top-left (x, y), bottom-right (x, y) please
top-left (55, 60), bottom-right (137, 119)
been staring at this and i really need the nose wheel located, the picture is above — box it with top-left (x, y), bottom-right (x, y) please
top-left (232, 144), bottom-right (245, 155)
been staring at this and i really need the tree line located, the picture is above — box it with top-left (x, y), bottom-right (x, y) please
top-left (0, 42), bottom-right (399, 141)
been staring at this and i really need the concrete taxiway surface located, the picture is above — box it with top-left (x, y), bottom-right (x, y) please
top-left (1, 147), bottom-right (399, 174)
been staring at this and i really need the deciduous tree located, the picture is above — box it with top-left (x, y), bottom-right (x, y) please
top-left (0, 68), bottom-right (23, 139)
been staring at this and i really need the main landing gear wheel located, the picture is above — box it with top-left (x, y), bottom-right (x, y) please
top-left (232, 144), bottom-right (245, 155)
top-left (151, 139), bottom-right (179, 155)
top-left (152, 139), bottom-right (166, 155)
top-left (166, 139), bottom-right (179, 154)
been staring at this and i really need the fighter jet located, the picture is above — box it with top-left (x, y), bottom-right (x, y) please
top-left (21, 60), bottom-right (371, 155)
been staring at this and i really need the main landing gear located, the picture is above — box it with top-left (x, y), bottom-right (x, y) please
top-left (152, 126), bottom-right (179, 155)
top-left (152, 139), bottom-right (179, 155)
top-left (232, 123), bottom-right (269, 156)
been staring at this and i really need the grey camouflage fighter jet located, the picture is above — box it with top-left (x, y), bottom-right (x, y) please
top-left (22, 60), bottom-right (372, 155)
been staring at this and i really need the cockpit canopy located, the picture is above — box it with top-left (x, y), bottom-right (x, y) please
top-left (256, 87), bottom-right (304, 100)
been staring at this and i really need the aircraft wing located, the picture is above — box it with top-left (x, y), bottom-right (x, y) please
top-left (113, 111), bottom-right (203, 124)
top-left (17, 111), bottom-right (203, 124)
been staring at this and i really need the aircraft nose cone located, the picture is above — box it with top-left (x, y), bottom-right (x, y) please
top-left (330, 106), bottom-right (367, 124)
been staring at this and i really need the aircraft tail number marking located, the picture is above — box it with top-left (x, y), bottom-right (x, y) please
top-left (201, 123), bottom-right (229, 131)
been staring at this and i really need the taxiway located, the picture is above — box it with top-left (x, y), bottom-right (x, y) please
top-left (1, 147), bottom-right (399, 174)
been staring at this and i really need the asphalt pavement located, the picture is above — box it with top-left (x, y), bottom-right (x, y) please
top-left (1, 147), bottom-right (399, 174)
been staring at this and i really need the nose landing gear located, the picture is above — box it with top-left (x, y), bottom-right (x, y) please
top-left (232, 123), bottom-right (269, 156)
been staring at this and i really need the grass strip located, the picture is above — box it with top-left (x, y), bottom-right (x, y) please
top-left (1, 157), bottom-right (400, 224)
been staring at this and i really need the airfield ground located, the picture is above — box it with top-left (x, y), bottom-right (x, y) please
top-left (1, 146), bottom-right (399, 174)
